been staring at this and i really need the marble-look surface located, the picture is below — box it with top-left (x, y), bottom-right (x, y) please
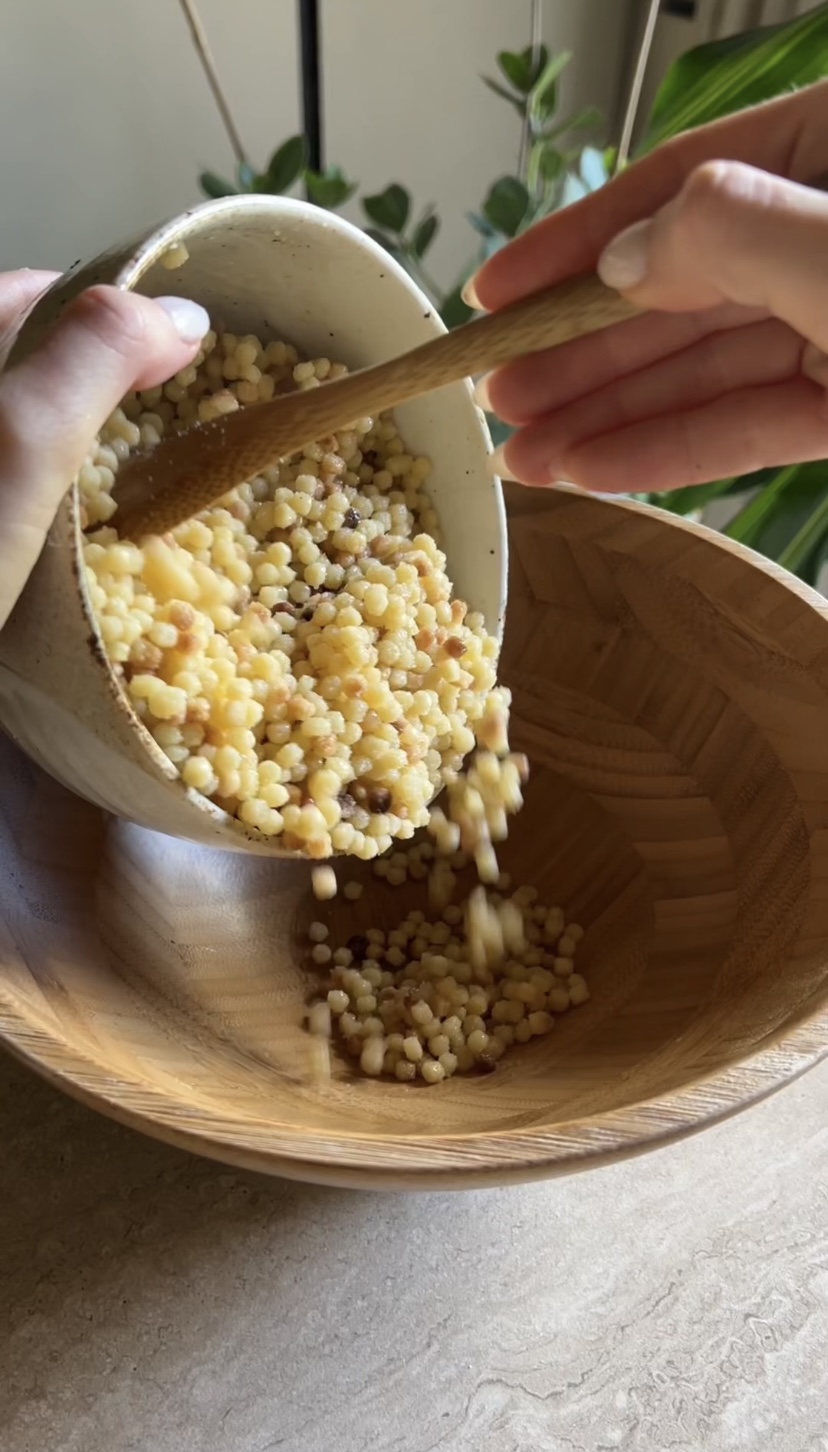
top-left (2, 1052), bottom-right (828, 1452)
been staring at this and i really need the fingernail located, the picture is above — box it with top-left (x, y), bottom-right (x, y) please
top-left (154, 295), bottom-right (210, 344)
top-left (802, 341), bottom-right (828, 388)
top-left (461, 277), bottom-right (481, 310)
top-left (597, 218), bottom-right (653, 291)
top-left (473, 374), bottom-right (492, 410)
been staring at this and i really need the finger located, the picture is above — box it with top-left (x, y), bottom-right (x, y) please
top-left (0, 285), bottom-right (209, 630)
top-left (0, 270), bottom-right (60, 364)
top-left (477, 301), bottom-right (765, 425)
top-left (496, 318), bottom-right (801, 468)
top-left (467, 79), bottom-right (828, 311)
top-left (496, 378), bottom-right (828, 494)
top-left (598, 162), bottom-right (828, 353)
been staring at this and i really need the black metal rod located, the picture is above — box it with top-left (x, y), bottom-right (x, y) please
top-left (298, 0), bottom-right (323, 172)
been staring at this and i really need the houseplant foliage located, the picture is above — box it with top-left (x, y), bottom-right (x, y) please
top-left (199, 43), bottom-right (610, 334)
top-left (198, 3), bottom-right (828, 583)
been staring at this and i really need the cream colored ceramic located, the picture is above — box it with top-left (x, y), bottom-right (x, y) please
top-left (0, 196), bottom-right (506, 854)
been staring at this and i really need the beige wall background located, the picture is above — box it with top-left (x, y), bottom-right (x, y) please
top-left (1, 0), bottom-right (639, 286)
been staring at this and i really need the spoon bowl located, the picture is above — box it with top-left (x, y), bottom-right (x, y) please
top-left (0, 196), bottom-right (506, 856)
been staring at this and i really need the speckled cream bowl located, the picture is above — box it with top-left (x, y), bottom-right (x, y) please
top-left (0, 196), bottom-right (506, 854)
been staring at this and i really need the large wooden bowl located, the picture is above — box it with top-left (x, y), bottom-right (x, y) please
top-left (3, 485), bottom-right (828, 1190)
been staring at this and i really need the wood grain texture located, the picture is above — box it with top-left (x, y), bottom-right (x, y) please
top-left (114, 274), bottom-right (638, 538)
top-left (3, 484), bottom-right (828, 1188)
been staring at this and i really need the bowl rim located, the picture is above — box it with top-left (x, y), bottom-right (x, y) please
top-left (2, 979), bottom-right (827, 1188)
top-left (66, 194), bottom-right (508, 856)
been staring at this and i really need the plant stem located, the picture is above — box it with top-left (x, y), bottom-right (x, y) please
top-left (615, 0), bottom-right (661, 171)
top-left (178, 0), bottom-right (249, 168)
top-left (517, 0), bottom-right (544, 179)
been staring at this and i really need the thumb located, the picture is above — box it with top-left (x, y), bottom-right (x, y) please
top-left (597, 160), bottom-right (828, 352)
top-left (0, 284), bottom-right (209, 630)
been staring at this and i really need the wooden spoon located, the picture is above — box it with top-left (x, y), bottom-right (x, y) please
top-left (113, 272), bottom-right (639, 539)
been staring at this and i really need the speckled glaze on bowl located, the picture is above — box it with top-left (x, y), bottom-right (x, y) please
top-left (0, 196), bottom-right (506, 854)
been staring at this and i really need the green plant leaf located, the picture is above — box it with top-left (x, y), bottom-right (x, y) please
top-left (645, 474), bottom-right (750, 517)
top-left (795, 517), bottom-right (828, 587)
top-left (528, 52), bottom-right (571, 127)
top-left (440, 284), bottom-right (474, 329)
top-left (526, 43), bottom-right (551, 89)
top-left (363, 226), bottom-right (401, 258)
top-left (725, 462), bottom-right (828, 570)
top-left (362, 183), bottom-right (410, 234)
top-left (305, 165), bottom-right (357, 209)
top-left (412, 212), bottom-right (439, 257)
top-left (497, 49), bottom-right (532, 93)
top-left (199, 170), bottom-right (236, 199)
top-left (482, 176), bottom-right (530, 238)
top-left (237, 162), bottom-right (257, 191)
top-left (481, 75), bottom-right (527, 118)
top-left (640, 1), bottom-right (828, 151)
top-left (536, 143), bottom-right (565, 182)
top-left (777, 491), bottom-right (828, 578)
top-left (487, 414), bottom-right (513, 449)
top-left (265, 135), bottom-right (309, 192)
top-left (725, 464), bottom-right (802, 548)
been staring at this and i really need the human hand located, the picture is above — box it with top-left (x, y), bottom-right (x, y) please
top-left (467, 80), bottom-right (828, 495)
top-left (0, 271), bottom-right (209, 631)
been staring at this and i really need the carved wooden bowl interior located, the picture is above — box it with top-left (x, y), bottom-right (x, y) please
top-left (3, 485), bottom-right (828, 1191)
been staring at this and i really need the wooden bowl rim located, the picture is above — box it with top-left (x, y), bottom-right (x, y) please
top-left (2, 983), bottom-right (827, 1186)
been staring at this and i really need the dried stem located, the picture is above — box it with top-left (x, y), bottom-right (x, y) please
top-left (177, 0), bottom-right (249, 168)
top-left (615, 0), bottom-right (662, 172)
top-left (517, 0), bottom-right (545, 179)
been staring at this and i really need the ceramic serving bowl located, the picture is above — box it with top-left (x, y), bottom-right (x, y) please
top-left (0, 195), bottom-right (506, 854)
top-left (3, 485), bottom-right (828, 1190)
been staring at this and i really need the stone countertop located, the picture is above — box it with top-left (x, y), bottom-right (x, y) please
top-left (2, 1051), bottom-right (828, 1452)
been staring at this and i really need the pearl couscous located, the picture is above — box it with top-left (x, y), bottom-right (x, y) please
top-left (79, 324), bottom-right (502, 860)
top-left (307, 839), bottom-right (588, 1085)
top-left (305, 713), bottom-right (590, 1085)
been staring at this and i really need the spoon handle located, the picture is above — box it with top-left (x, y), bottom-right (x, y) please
top-left (115, 273), bottom-right (639, 538)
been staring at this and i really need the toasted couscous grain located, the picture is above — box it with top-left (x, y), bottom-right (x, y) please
top-left (80, 325), bottom-right (503, 863)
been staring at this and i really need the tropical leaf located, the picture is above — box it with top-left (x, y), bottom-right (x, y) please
top-left (640, 2), bottom-right (828, 151)
top-left (778, 492), bottom-right (828, 580)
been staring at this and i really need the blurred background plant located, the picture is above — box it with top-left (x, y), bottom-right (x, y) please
top-left (187, 0), bottom-right (828, 587)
